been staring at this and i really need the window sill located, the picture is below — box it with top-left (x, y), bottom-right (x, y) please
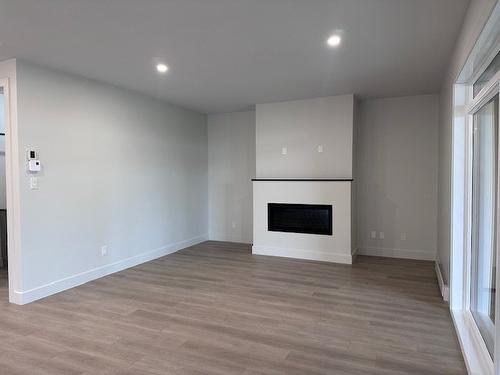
top-left (451, 309), bottom-right (494, 375)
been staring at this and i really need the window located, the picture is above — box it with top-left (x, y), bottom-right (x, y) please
top-left (471, 95), bottom-right (498, 358)
top-left (451, 4), bottom-right (500, 374)
top-left (474, 51), bottom-right (500, 97)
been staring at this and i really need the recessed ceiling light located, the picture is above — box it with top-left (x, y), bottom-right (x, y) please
top-left (156, 63), bottom-right (169, 74)
top-left (327, 35), bottom-right (342, 47)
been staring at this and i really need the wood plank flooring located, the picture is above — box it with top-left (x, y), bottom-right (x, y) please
top-left (0, 241), bottom-right (466, 374)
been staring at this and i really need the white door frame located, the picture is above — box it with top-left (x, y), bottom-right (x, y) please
top-left (0, 68), bottom-right (24, 304)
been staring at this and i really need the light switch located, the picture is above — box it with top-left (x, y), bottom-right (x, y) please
top-left (400, 232), bottom-right (407, 241)
top-left (318, 145), bottom-right (323, 153)
top-left (281, 147), bottom-right (287, 155)
top-left (379, 232), bottom-right (385, 240)
top-left (30, 176), bottom-right (38, 190)
top-left (370, 231), bottom-right (377, 239)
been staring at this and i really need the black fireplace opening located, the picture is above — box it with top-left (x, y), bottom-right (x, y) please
top-left (268, 203), bottom-right (332, 236)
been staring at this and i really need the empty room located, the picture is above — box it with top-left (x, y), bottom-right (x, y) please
top-left (0, 0), bottom-right (499, 374)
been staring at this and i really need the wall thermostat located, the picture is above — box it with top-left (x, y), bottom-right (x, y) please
top-left (26, 148), bottom-right (41, 173)
top-left (28, 159), bottom-right (41, 172)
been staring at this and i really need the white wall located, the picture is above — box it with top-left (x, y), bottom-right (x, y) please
top-left (14, 61), bottom-right (208, 302)
top-left (357, 95), bottom-right (439, 260)
top-left (256, 95), bottom-right (354, 178)
top-left (438, 0), bottom-right (498, 284)
top-left (208, 111), bottom-right (255, 243)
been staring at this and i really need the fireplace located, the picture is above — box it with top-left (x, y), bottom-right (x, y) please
top-left (252, 180), bottom-right (354, 264)
top-left (268, 203), bottom-right (332, 235)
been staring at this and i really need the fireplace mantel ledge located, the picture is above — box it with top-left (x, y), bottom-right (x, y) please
top-left (252, 178), bottom-right (353, 182)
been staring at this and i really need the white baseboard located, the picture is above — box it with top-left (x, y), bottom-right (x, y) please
top-left (208, 233), bottom-right (253, 244)
top-left (357, 247), bottom-right (436, 261)
top-left (435, 261), bottom-right (450, 302)
top-left (252, 245), bottom-right (354, 264)
top-left (12, 234), bottom-right (209, 305)
top-left (351, 248), bottom-right (359, 262)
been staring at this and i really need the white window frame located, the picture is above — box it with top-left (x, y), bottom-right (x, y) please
top-left (451, 61), bottom-right (500, 375)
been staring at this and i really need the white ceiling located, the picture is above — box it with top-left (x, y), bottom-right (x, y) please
top-left (0, 0), bottom-right (469, 114)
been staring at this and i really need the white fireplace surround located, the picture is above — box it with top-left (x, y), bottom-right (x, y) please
top-left (253, 96), bottom-right (357, 264)
top-left (252, 179), bottom-right (356, 264)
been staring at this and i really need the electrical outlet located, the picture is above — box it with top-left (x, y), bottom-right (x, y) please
top-left (231, 222), bottom-right (236, 229)
top-left (318, 145), bottom-right (324, 153)
top-left (400, 232), bottom-right (407, 241)
top-left (101, 245), bottom-right (108, 256)
top-left (370, 230), bottom-right (377, 239)
top-left (379, 232), bottom-right (385, 240)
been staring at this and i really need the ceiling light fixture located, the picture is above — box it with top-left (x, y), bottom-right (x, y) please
top-left (156, 63), bottom-right (169, 74)
top-left (326, 34), bottom-right (342, 47)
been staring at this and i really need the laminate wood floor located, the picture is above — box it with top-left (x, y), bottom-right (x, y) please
top-left (0, 241), bottom-right (465, 375)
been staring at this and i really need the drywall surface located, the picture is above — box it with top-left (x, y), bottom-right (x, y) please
top-left (357, 94), bottom-right (439, 260)
top-left (256, 95), bottom-right (354, 178)
top-left (208, 111), bottom-right (255, 243)
top-left (15, 61), bottom-right (208, 300)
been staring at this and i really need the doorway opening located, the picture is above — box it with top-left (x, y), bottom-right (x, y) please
top-left (0, 73), bottom-right (21, 305)
top-left (0, 87), bottom-right (6, 296)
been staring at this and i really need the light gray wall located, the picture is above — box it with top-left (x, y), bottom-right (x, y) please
top-left (208, 94), bottom-right (440, 261)
top-left (438, 0), bottom-right (498, 284)
top-left (256, 95), bottom-right (354, 178)
top-left (15, 61), bottom-right (208, 292)
top-left (208, 111), bottom-right (255, 243)
top-left (358, 95), bottom-right (439, 260)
